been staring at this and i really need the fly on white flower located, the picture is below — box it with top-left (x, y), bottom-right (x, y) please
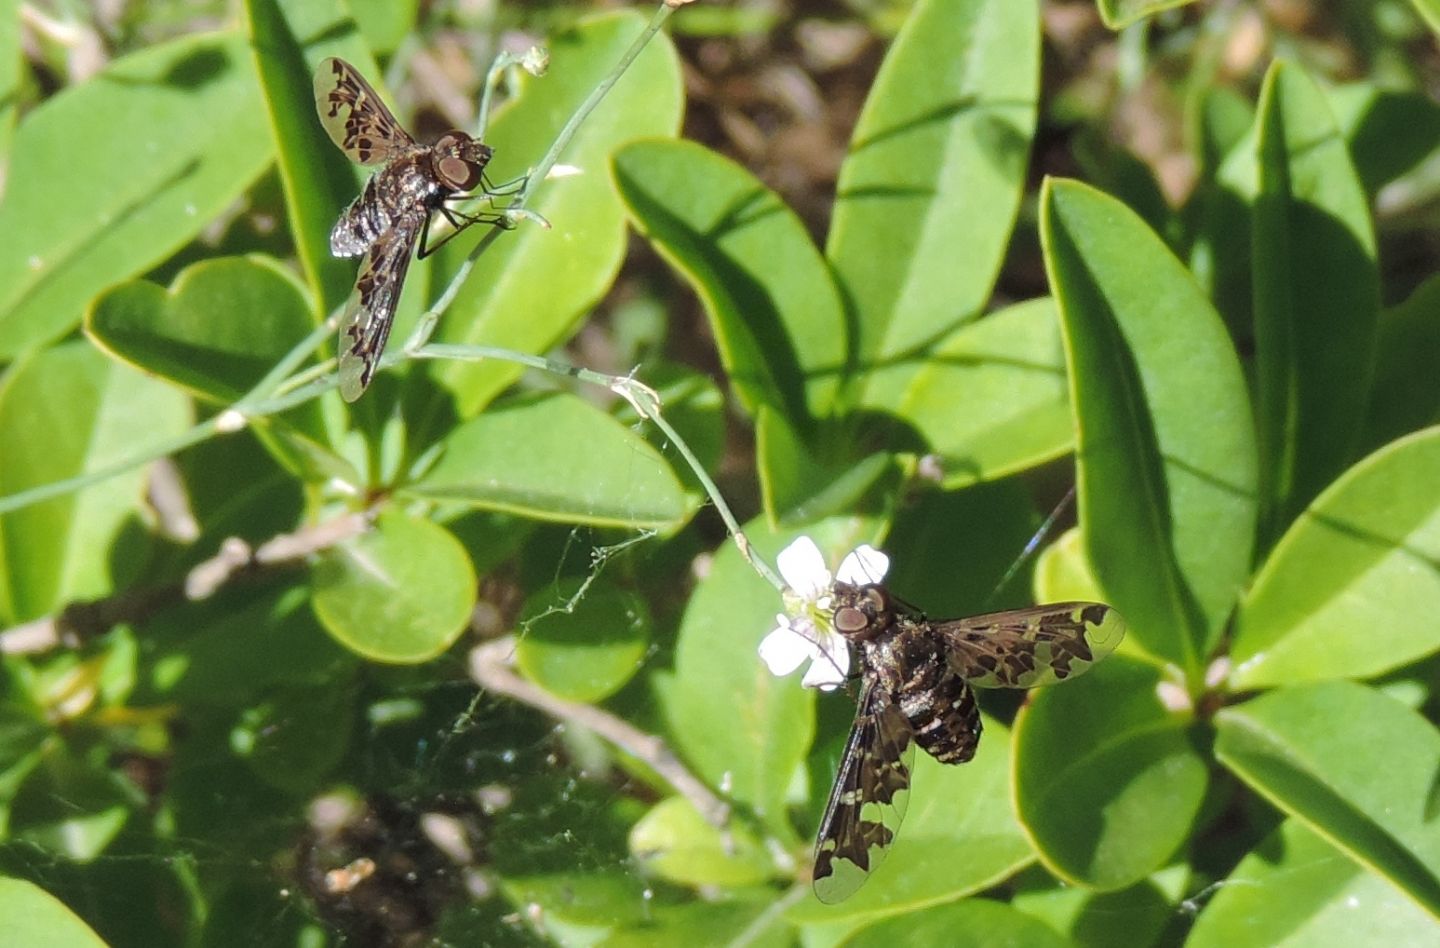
top-left (757, 537), bottom-right (889, 691)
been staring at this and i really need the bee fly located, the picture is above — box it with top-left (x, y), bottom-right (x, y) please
top-left (315, 57), bottom-right (505, 401)
top-left (812, 581), bottom-right (1123, 903)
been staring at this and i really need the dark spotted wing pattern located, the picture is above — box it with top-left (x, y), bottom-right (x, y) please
top-left (314, 57), bottom-right (414, 165)
top-left (812, 681), bottom-right (915, 904)
top-left (335, 210), bottom-right (423, 401)
top-left (934, 602), bottom-right (1123, 689)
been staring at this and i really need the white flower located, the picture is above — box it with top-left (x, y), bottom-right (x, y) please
top-left (757, 537), bottom-right (890, 691)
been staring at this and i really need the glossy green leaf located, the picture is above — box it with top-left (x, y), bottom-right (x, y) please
top-left (755, 407), bottom-right (898, 527)
top-left (608, 900), bottom-right (784, 947)
top-left (1033, 528), bottom-right (1106, 605)
top-left (1189, 818), bottom-right (1439, 947)
top-left (629, 796), bottom-right (774, 888)
top-left (431, 12), bottom-right (683, 415)
top-left (0, 0), bottom-right (19, 163)
top-left (1408, 0), bottom-right (1440, 35)
top-left (1015, 656), bottom-right (1208, 890)
top-left (1095, 0), bottom-right (1198, 29)
top-left (404, 392), bottom-right (692, 530)
top-left (896, 298), bottom-right (1073, 489)
top-left (1328, 84), bottom-right (1440, 195)
top-left (310, 508), bottom-right (476, 663)
top-left (827, 0), bottom-right (1039, 409)
top-left (841, 898), bottom-right (1068, 948)
top-left (0, 877), bottom-right (108, 948)
top-left (1363, 276), bottom-right (1440, 452)
top-left (1232, 426), bottom-right (1440, 689)
top-left (0, 33), bottom-right (273, 357)
top-left (1214, 681), bottom-right (1440, 917)
top-left (0, 342), bottom-right (192, 624)
top-left (1252, 61), bottom-right (1379, 541)
top-left (516, 578), bottom-right (650, 703)
top-left (244, 0), bottom-right (374, 314)
top-left (1011, 863), bottom-right (1185, 948)
top-left (614, 138), bottom-right (845, 424)
top-left (87, 255), bottom-right (316, 402)
top-left (1042, 177), bottom-right (1258, 675)
top-left (789, 717), bottom-right (1034, 931)
top-left (659, 518), bottom-right (882, 839)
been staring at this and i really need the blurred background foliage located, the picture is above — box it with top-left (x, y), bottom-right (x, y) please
top-left (1, 0), bottom-right (1439, 945)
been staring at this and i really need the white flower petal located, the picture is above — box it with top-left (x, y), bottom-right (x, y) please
top-left (758, 622), bottom-right (812, 676)
top-left (837, 544), bottom-right (889, 585)
top-left (802, 636), bottom-right (850, 690)
top-left (776, 536), bottom-right (832, 600)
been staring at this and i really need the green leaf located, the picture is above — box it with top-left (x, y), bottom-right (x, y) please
top-left (1252, 61), bottom-right (1380, 542)
top-left (87, 255), bottom-right (316, 402)
top-left (756, 407), bottom-right (899, 527)
top-left (1096, 0), bottom-right (1200, 29)
top-left (0, 0), bottom-right (20, 163)
top-left (1363, 276), bottom-right (1440, 452)
top-left (826, 0), bottom-right (1040, 409)
top-left (840, 898), bottom-right (1068, 947)
top-left (0, 877), bottom-right (108, 948)
top-left (1408, 0), bottom-right (1440, 35)
top-left (516, 577), bottom-right (650, 703)
top-left (0, 342), bottom-right (192, 623)
top-left (1011, 863), bottom-right (1186, 948)
top-left (629, 796), bottom-right (774, 888)
top-left (1231, 426), bottom-right (1440, 689)
top-left (1214, 681), bottom-right (1440, 917)
top-left (243, 0), bottom-right (374, 314)
top-left (348, 0), bottom-right (419, 56)
top-left (789, 717), bottom-right (1034, 931)
top-left (1042, 178), bottom-right (1258, 676)
top-left (659, 518), bottom-right (882, 839)
top-left (1014, 656), bottom-right (1208, 890)
top-left (895, 298), bottom-right (1073, 489)
top-left (1033, 527), bottom-right (1106, 604)
top-left (431, 11), bottom-right (684, 415)
top-left (311, 508), bottom-right (476, 663)
top-left (1189, 818), bottom-right (1439, 947)
top-left (0, 33), bottom-right (274, 357)
top-left (614, 138), bottom-right (845, 424)
top-left (1328, 83), bottom-right (1440, 195)
top-left (404, 392), bottom-right (692, 530)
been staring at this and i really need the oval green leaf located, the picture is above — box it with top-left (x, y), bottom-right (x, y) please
top-left (0, 33), bottom-right (273, 357)
top-left (841, 897), bottom-right (1068, 948)
top-left (896, 298), bottom-right (1073, 489)
top-left (613, 138), bottom-right (845, 424)
top-left (87, 256), bottom-right (316, 402)
top-left (0, 341), bottom-right (192, 623)
top-left (1232, 426), bottom-right (1440, 689)
top-left (629, 796), bottom-right (774, 889)
top-left (1214, 680), bottom-right (1440, 916)
top-left (1252, 61), bottom-right (1380, 541)
top-left (403, 392), bottom-right (692, 530)
top-left (1042, 177), bottom-right (1258, 675)
top-left (1189, 818), bottom-right (1439, 947)
top-left (516, 578), bottom-right (650, 703)
top-left (0, 877), bottom-right (108, 948)
top-left (311, 508), bottom-right (476, 663)
top-left (827, 0), bottom-right (1040, 410)
top-left (1014, 656), bottom-right (1208, 890)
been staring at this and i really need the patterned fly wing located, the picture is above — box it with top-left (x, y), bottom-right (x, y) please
top-left (812, 681), bottom-right (915, 904)
top-left (314, 57), bottom-right (414, 165)
top-left (934, 602), bottom-right (1124, 689)
top-left (335, 209), bottom-right (423, 400)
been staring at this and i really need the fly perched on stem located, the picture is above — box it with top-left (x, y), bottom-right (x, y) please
top-left (314, 57), bottom-right (510, 401)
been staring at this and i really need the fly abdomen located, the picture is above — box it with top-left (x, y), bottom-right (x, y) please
top-left (900, 668), bottom-right (980, 765)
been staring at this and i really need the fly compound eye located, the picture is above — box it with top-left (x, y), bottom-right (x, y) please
top-left (436, 157), bottom-right (477, 191)
top-left (834, 606), bottom-right (869, 635)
